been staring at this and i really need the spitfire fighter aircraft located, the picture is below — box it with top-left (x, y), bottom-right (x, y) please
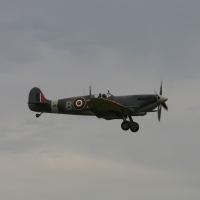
top-left (28, 82), bottom-right (168, 132)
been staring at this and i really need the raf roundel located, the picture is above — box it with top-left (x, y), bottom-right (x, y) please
top-left (73, 97), bottom-right (86, 110)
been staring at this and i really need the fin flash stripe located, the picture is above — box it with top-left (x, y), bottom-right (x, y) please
top-left (36, 93), bottom-right (45, 102)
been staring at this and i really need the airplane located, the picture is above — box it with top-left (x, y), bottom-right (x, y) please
top-left (28, 81), bottom-right (168, 132)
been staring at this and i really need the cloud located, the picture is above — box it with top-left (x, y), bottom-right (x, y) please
top-left (0, 1), bottom-right (200, 199)
top-left (0, 152), bottom-right (198, 200)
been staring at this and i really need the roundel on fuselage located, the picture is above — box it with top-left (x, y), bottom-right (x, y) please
top-left (73, 97), bottom-right (86, 110)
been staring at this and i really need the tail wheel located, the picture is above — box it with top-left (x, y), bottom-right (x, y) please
top-left (121, 121), bottom-right (130, 131)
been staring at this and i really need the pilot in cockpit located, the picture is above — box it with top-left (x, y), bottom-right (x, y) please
top-left (102, 94), bottom-right (107, 98)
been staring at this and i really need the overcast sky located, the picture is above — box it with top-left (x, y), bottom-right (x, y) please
top-left (0, 0), bottom-right (200, 199)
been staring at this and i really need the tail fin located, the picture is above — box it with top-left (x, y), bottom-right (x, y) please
top-left (28, 87), bottom-right (49, 111)
top-left (28, 87), bottom-right (47, 103)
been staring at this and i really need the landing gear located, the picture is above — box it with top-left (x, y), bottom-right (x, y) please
top-left (121, 121), bottom-right (130, 131)
top-left (121, 116), bottom-right (139, 132)
top-left (128, 116), bottom-right (139, 132)
top-left (36, 112), bottom-right (43, 118)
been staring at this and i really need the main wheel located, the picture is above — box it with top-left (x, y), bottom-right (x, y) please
top-left (130, 122), bottom-right (139, 132)
top-left (36, 114), bottom-right (40, 118)
top-left (121, 121), bottom-right (130, 131)
top-left (130, 126), bottom-right (139, 132)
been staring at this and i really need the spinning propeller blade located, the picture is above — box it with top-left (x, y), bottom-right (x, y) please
top-left (162, 102), bottom-right (168, 111)
top-left (158, 105), bottom-right (162, 122)
top-left (160, 80), bottom-right (162, 95)
top-left (89, 85), bottom-right (91, 99)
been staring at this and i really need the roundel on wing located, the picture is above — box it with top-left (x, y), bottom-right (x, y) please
top-left (73, 97), bottom-right (86, 110)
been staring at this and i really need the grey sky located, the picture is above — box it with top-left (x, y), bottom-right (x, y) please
top-left (0, 1), bottom-right (200, 200)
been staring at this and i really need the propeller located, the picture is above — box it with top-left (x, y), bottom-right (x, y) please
top-left (155, 80), bottom-right (168, 122)
top-left (89, 85), bottom-right (91, 99)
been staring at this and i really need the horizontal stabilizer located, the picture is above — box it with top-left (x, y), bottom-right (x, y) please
top-left (28, 101), bottom-right (50, 106)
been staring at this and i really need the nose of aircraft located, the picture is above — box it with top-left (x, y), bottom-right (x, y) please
top-left (157, 95), bottom-right (168, 104)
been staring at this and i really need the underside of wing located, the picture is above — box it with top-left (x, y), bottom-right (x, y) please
top-left (87, 98), bottom-right (132, 118)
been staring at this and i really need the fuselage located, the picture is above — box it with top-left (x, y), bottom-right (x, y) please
top-left (28, 93), bottom-right (159, 119)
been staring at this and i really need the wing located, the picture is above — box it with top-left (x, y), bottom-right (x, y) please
top-left (87, 98), bottom-right (132, 118)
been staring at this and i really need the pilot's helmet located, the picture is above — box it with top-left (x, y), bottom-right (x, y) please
top-left (102, 94), bottom-right (107, 98)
